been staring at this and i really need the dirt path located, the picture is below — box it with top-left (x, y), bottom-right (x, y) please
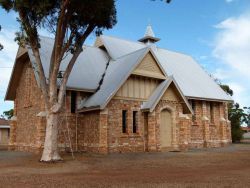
top-left (0, 144), bottom-right (250, 188)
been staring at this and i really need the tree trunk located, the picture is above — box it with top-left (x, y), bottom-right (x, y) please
top-left (40, 112), bottom-right (62, 162)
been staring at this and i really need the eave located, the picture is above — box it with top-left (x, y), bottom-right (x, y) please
top-left (186, 96), bottom-right (233, 103)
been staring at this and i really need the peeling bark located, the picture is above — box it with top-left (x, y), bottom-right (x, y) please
top-left (40, 112), bottom-right (62, 162)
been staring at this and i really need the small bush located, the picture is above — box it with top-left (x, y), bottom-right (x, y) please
top-left (231, 128), bottom-right (243, 143)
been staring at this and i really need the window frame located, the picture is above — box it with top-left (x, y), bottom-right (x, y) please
top-left (122, 110), bottom-right (127, 133)
top-left (210, 102), bottom-right (214, 124)
top-left (191, 100), bottom-right (196, 122)
top-left (132, 111), bottom-right (138, 133)
top-left (71, 91), bottom-right (77, 113)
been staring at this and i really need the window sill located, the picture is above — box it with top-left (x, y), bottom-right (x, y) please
top-left (132, 133), bottom-right (141, 137)
top-left (120, 133), bottom-right (141, 138)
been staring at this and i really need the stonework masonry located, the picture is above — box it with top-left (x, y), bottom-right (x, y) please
top-left (9, 61), bottom-right (232, 154)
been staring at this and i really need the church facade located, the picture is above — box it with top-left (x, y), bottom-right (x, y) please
top-left (5, 26), bottom-right (232, 153)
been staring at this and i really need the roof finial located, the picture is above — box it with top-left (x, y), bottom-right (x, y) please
top-left (138, 24), bottom-right (160, 44)
top-left (145, 24), bottom-right (155, 38)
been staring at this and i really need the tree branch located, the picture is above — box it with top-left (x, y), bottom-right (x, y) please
top-left (32, 48), bottom-right (50, 111)
top-left (49, 0), bottom-right (69, 103)
top-left (55, 25), bottom-right (95, 112)
top-left (18, 12), bottom-right (50, 111)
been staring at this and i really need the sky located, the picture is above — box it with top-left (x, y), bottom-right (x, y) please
top-left (0, 0), bottom-right (250, 115)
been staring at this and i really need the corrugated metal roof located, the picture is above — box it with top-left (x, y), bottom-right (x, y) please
top-left (141, 77), bottom-right (173, 111)
top-left (141, 76), bottom-right (193, 114)
top-left (8, 34), bottom-right (231, 108)
top-left (79, 47), bottom-right (150, 110)
top-left (100, 35), bottom-right (232, 102)
top-left (100, 35), bottom-right (145, 59)
top-left (155, 48), bottom-right (232, 101)
top-left (27, 36), bottom-right (109, 91)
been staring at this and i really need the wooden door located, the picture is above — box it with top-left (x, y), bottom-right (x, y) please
top-left (160, 109), bottom-right (172, 148)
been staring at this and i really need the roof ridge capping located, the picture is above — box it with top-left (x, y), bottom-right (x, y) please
top-left (114, 46), bottom-right (149, 60)
top-left (100, 34), bottom-right (146, 46)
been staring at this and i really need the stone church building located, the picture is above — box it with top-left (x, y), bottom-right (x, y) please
top-left (5, 26), bottom-right (232, 154)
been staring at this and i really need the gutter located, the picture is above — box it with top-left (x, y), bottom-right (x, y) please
top-left (186, 96), bottom-right (233, 103)
top-left (77, 106), bottom-right (101, 113)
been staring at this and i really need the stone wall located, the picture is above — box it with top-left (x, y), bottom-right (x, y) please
top-left (188, 100), bottom-right (232, 148)
top-left (76, 111), bottom-right (101, 152)
top-left (10, 61), bottom-right (45, 153)
top-left (10, 61), bottom-right (231, 154)
top-left (9, 61), bottom-right (102, 154)
top-left (154, 100), bottom-right (187, 151)
top-left (105, 99), bottom-right (145, 153)
top-left (105, 98), bottom-right (194, 153)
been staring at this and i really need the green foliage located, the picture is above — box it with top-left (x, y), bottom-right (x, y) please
top-left (229, 103), bottom-right (244, 142)
top-left (220, 84), bottom-right (233, 96)
top-left (243, 107), bottom-right (250, 127)
top-left (2, 109), bottom-right (13, 120)
top-left (0, 0), bottom-right (117, 49)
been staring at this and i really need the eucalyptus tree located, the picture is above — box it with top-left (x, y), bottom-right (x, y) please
top-left (0, 0), bottom-right (173, 162)
top-left (0, 0), bottom-right (117, 162)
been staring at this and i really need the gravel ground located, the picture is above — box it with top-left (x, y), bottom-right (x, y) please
top-left (0, 144), bottom-right (250, 188)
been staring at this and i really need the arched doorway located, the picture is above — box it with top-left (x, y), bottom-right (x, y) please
top-left (160, 109), bottom-right (172, 148)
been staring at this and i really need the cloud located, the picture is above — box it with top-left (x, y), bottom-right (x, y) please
top-left (227, 82), bottom-right (247, 106)
top-left (0, 27), bottom-right (18, 114)
top-left (212, 13), bottom-right (250, 106)
top-left (213, 14), bottom-right (250, 79)
top-left (213, 68), bottom-right (230, 80)
top-left (225, 0), bottom-right (235, 3)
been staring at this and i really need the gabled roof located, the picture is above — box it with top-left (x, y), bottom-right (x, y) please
top-left (5, 37), bottom-right (109, 100)
top-left (5, 46), bottom-right (33, 101)
top-left (6, 33), bottom-right (232, 106)
top-left (99, 35), bottom-right (232, 102)
top-left (78, 47), bottom-right (151, 111)
top-left (27, 36), bottom-right (109, 91)
top-left (132, 50), bottom-right (167, 79)
top-left (141, 76), bottom-right (193, 114)
top-left (100, 35), bottom-right (145, 59)
top-left (155, 48), bottom-right (232, 101)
